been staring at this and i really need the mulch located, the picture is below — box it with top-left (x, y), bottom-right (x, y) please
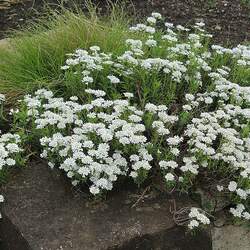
top-left (0, 0), bottom-right (249, 45)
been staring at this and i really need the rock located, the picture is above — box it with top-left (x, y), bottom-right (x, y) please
top-left (0, 161), bottom-right (213, 249)
top-left (195, 188), bottom-right (230, 213)
top-left (110, 226), bottom-right (212, 250)
top-left (212, 225), bottom-right (250, 250)
top-left (0, 214), bottom-right (32, 250)
top-left (1, 161), bottom-right (192, 250)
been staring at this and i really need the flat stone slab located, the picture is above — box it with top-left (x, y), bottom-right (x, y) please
top-left (0, 214), bottom-right (32, 250)
top-left (212, 225), bottom-right (250, 250)
top-left (110, 226), bottom-right (211, 250)
top-left (1, 162), bottom-right (211, 249)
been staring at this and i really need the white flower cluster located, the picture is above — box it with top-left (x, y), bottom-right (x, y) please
top-left (212, 44), bottom-right (250, 67)
top-left (0, 133), bottom-right (22, 170)
top-left (60, 13), bottom-right (224, 91)
top-left (59, 11), bottom-right (250, 107)
top-left (21, 87), bottom-right (186, 194)
top-left (0, 94), bottom-right (23, 221)
top-left (188, 207), bottom-right (210, 230)
top-left (0, 94), bottom-right (5, 104)
top-left (230, 204), bottom-right (250, 220)
top-left (182, 72), bottom-right (250, 201)
top-left (0, 94), bottom-right (23, 172)
top-left (24, 89), bottom-right (158, 194)
top-left (17, 12), bottom-right (250, 225)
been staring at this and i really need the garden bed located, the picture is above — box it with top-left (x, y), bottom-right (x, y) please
top-left (0, 2), bottom-right (250, 249)
top-left (0, 0), bottom-right (250, 44)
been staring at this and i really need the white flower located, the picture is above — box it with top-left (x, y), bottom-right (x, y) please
top-left (129, 115), bottom-right (142, 123)
top-left (159, 160), bottom-right (178, 169)
top-left (204, 97), bottom-right (213, 104)
top-left (90, 186), bottom-right (100, 195)
top-left (82, 76), bottom-right (94, 84)
top-left (162, 34), bottom-right (178, 42)
top-left (70, 96), bottom-right (78, 101)
top-left (0, 195), bottom-right (4, 203)
top-left (61, 65), bottom-right (70, 70)
top-left (85, 88), bottom-right (106, 97)
top-left (0, 94), bottom-right (5, 102)
top-left (72, 180), bottom-right (79, 186)
top-left (147, 17), bottom-right (157, 25)
top-left (130, 171), bottom-right (138, 178)
top-left (48, 162), bottom-right (54, 169)
top-left (228, 181), bottom-right (237, 192)
top-left (195, 22), bottom-right (205, 27)
top-left (167, 136), bottom-right (183, 146)
top-left (216, 185), bottom-right (224, 192)
top-left (170, 147), bottom-right (180, 156)
top-left (243, 212), bottom-right (250, 220)
top-left (236, 189), bottom-right (247, 200)
top-left (145, 39), bottom-right (157, 47)
top-left (145, 26), bottom-right (155, 34)
top-left (151, 12), bottom-right (162, 19)
top-left (107, 75), bottom-right (120, 84)
top-left (188, 219), bottom-right (199, 229)
top-left (124, 92), bottom-right (134, 98)
top-left (230, 204), bottom-right (245, 218)
top-left (165, 173), bottom-right (175, 181)
top-left (6, 158), bottom-right (15, 166)
top-left (164, 22), bottom-right (174, 28)
top-left (188, 207), bottom-right (210, 228)
top-left (145, 103), bottom-right (158, 113)
top-left (183, 105), bottom-right (192, 111)
top-left (90, 46), bottom-right (100, 51)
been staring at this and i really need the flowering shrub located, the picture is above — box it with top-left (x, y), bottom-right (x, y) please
top-left (20, 88), bottom-right (177, 194)
top-left (13, 12), bottom-right (250, 228)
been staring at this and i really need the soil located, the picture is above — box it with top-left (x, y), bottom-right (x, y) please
top-left (0, 0), bottom-right (250, 45)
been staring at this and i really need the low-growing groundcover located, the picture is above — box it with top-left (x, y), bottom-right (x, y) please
top-left (0, 94), bottom-right (24, 219)
top-left (0, 10), bottom-right (250, 232)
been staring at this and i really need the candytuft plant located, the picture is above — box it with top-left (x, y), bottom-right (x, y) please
top-left (2, 9), bottom-right (250, 230)
top-left (0, 7), bottom-right (250, 229)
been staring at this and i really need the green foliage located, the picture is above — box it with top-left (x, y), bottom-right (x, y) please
top-left (0, 3), bottom-right (132, 97)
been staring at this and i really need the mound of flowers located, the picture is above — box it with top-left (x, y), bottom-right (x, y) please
top-left (0, 94), bottom-right (24, 219)
top-left (12, 12), bottom-right (250, 229)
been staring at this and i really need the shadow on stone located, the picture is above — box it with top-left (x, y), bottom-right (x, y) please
top-left (109, 226), bottom-right (212, 250)
top-left (0, 214), bottom-right (32, 250)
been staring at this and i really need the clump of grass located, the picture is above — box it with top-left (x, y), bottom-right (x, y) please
top-left (0, 2), bottom-right (133, 97)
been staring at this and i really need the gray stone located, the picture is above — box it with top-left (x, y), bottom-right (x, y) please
top-left (0, 162), bottom-right (175, 250)
top-left (0, 161), bottom-right (212, 250)
top-left (212, 225), bottom-right (250, 250)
